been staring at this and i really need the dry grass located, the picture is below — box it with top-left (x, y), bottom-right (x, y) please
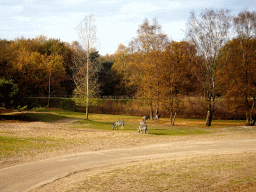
top-left (67, 152), bottom-right (256, 192)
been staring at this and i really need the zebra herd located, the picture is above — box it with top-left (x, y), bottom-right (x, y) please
top-left (112, 115), bottom-right (159, 134)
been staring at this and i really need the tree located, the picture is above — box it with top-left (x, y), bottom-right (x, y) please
top-left (126, 18), bottom-right (170, 119)
top-left (97, 60), bottom-right (119, 96)
top-left (0, 39), bottom-right (12, 78)
top-left (8, 37), bottom-right (66, 97)
top-left (218, 38), bottom-right (256, 125)
top-left (0, 78), bottom-right (19, 108)
top-left (70, 41), bottom-right (87, 87)
top-left (218, 10), bottom-right (256, 125)
top-left (129, 18), bottom-right (170, 53)
top-left (161, 41), bottom-right (202, 125)
top-left (234, 10), bottom-right (256, 125)
top-left (112, 44), bottom-right (130, 95)
top-left (76, 14), bottom-right (99, 119)
top-left (186, 9), bottom-right (233, 126)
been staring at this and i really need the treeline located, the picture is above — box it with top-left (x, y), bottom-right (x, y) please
top-left (1, 9), bottom-right (256, 126)
top-left (0, 36), bottom-right (73, 97)
top-left (0, 36), bottom-right (117, 98)
top-left (110, 9), bottom-right (256, 126)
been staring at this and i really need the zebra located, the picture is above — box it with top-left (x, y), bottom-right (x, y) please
top-left (112, 121), bottom-right (125, 130)
top-left (137, 125), bottom-right (148, 134)
top-left (155, 114), bottom-right (160, 122)
top-left (143, 116), bottom-right (150, 121)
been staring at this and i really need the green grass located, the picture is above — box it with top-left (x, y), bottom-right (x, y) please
top-left (23, 113), bottom-right (68, 122)
top-left (0, 109), bottom-right (250, 137)
top-left (0, 135), bottom-right (67, 158)
top-left (149, 127), bottom-right (209, 136)
top-left (22, 109), bottom-right (248, 135)
top-left (0, 112), bottom-right (68, 122)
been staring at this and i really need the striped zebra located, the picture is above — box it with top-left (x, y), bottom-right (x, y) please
top-left (143, 116), bottom-right (150, 121)
top-left (137, 125), bottom-right (148, 134)
top-left (112, 121), bottom-right (125, 130)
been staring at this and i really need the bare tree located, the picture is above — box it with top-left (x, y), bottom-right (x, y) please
top-left (186, 9), bottom-right (232, 126)
top-left (70, 41), bottom-right (86, 87)
top-left (76, 14), bottom-right (99, 119)
top-left (129, 18), bottom-right (170, 53)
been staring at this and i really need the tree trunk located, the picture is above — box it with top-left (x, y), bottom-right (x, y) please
top-left (85, 50), bottom-right (89, 120)
top-left (170, 111), bottom-right (177, 125)
top-left (47, 69), bottom-right (51, 108)
top-left (246, 112), bottom-right (254, 126)
top-left (170, 112), bottom-right (173, 125)
top-left (206, 109), bottom-right (213, 126)
top-left (150, 105), bottom-right (153, 120)
top-left (205, 89), bottom-right (215, 126)
top-left (246, 97), bottom-right (256, 126)
top-left (155, 107), bottom-right (159, 121)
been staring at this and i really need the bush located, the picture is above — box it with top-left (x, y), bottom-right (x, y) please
top-left (17, 105), bottom-right (28, 111)
top-left (31, 107), bottom-right (46, 112)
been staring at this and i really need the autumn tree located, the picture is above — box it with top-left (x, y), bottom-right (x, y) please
top-left (161, 41), bottom-right (202, 125)
top-left (234, 10), bottom-right (256, 125)
top-left (218, 10), bottom-right (256, 125)
top-left (126, 18), bottom-right (170, 119)
top-left (186, 9), bottom-right (233, 126)
top-left (76, 14), bottom-right (99, 119)
top-left (9, 37), bottom-right (66, 97)
top-left (0, 36), bottom-right (73, 99)
top-left (0, 39), bottom-right (12, 78)
top-left (218, 38), bottom-right (256, 124)
top-left (112, 43), bottom-right (131, 95)
top-left (129, 18), bottom-right (170, 53)
top-left (38, 36), bottom-right (74, 96)
top-left (136, 51), bottom-right (162, 119)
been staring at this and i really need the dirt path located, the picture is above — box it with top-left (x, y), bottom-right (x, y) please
top-left (1, 139), bottom-right (256, 192)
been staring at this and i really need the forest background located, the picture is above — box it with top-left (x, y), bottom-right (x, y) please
top-left (0, 9), bottom-right (256, 126)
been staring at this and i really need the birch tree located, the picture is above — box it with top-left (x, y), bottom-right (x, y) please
top-left (129, 18), bottom-right (170, 53)
top-left (76, 14), bottom-right (99, 119)
top-left (186, 9), bottom-right (232, 126)
top-left (128, 18), bottom-right (170, 119)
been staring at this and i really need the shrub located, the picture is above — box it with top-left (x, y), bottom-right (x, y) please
top-left (31, 107), bottom-right (46, 112)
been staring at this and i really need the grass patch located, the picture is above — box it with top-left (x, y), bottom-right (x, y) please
top-left (150, 127), bottom-right (209, 136)
top-left (0, 135), bottom-right (67, 158)
top-left (1, 109), bottom-right (248, 136)
top-left (0, 112), bottom-right (68, 123)
top-left (39, 109), bottom-right (248, 136)
top-left (23, 113), bottom-right (68, 122)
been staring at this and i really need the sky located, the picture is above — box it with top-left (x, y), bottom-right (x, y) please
top-left (0, 0), bottom-right (255, 56)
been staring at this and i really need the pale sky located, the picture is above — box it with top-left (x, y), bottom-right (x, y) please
top-left (0, 0), bottom-right (255, 55)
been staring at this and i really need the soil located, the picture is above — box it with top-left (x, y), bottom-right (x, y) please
top-left (1, 112), bottom-right (256, 191)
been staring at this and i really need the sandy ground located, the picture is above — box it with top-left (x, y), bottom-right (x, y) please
top-left (1, 116), bottom-right (256, 191)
